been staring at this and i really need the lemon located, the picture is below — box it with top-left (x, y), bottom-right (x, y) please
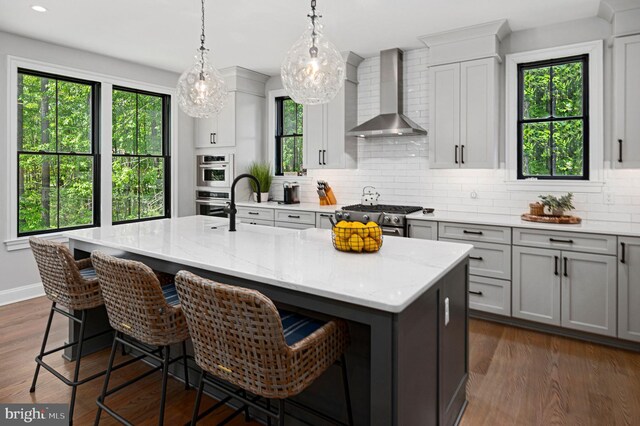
top-left (349, 234), bottom-right (364, 252)
top-left (367, 222), bottom-right (382, 239)
top-left (363, 237), bottom-right (379, 252)
top-left (351, 221), bottom-right (369, 238)
top-left (373, 235), bottom-right (382, 246)
top-left (334, 237), bottom-right (351, 252)
top-left (333, 221), bottom-right (352, 239)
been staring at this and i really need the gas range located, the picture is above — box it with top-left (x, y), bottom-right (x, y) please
top-left (335, 204), bottom-right (423, 237)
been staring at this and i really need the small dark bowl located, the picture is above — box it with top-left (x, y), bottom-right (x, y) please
top-left (423, 208), bottom-right (435, 214)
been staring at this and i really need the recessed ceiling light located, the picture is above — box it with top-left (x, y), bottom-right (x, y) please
top-left (31, 5), bottom-right (47, 12)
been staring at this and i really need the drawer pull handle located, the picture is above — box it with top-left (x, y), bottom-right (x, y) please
top-left (461, 145), bottom-right (465, 164)
top-left (549, 238), bottom-right (573, 244)
top-left (320, 213), bottom-right (332, 217)
top-left (621, 242), bottom-right (626, 264)
top-left (288, 215), bottom-right (300, 219)
top-left (463, 230), bottom-right (484, 236)
top-left (563, 257), bottom-right (568, 278)
top-left (455, 145), bottom-right (459, 164)
top-left (248, 212), bottom-right (259, 215)
top-left (469, 256), bottom-right (484, 261)
top-left (554, 256), bottom-right (559, 276)
top-left (618, 139), bottom-right (623, 163)
top-left (469, 290), bottom-right (483, 296)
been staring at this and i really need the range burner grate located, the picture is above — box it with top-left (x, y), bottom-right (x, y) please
top-left (342, 204), bottom-right (423, 215)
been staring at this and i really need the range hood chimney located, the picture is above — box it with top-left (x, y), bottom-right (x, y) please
top-left (347, 48), bottom-right (427, 138)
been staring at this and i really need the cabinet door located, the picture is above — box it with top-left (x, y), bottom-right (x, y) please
top-left (460, 58), bottom-right (497, 169)
top-left (195, 115), bottom-right (219, 148)
top-left (304, 104), bottom-right (326, 169)
top-left (429, 63), bottom-right (460, 169)
top-left (512, 246), bottom-right (561, 325)
top-left (315, 213), bottom-right (334, 229)
top-left (408, 221), bottom-right (437, 240)
top-left (215, 95), bottom-right (236, 147)
top-left (619, 237), bottom-right (640, 342)
top-left (614, 34), bottom-right (640, 168)
top-left (561, 252), bottom-right (617, 337)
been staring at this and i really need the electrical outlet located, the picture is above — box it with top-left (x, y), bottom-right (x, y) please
top-left (604, 192), bottom-right (615, 205)
top-left (470, 190), bottom-right (478, 199)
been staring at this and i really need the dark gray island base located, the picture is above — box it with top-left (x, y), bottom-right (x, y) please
top-left (68, 239), bottom-right (469, 426)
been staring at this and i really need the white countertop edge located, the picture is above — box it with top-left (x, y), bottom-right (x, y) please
top-left (236, 201), bottom-right (341, 214)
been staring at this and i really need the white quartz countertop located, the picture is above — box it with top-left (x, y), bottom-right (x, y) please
top-left (406, 210), bottom-right (640, 237)
top-left (65, 216), bottom-right (472, 313)
top-left (235, 201), bottom-right (341, 214)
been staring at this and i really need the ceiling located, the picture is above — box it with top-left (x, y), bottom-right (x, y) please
top-left (0, 0), bottom-right (602, 76)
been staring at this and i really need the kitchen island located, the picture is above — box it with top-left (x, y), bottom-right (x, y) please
top-left (65, 215), bottom-right (472, 426)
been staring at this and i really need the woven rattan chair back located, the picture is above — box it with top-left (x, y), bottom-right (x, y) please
top-left (90, 251), bottom-right (188, 347)
top-left (29, 237), bottom-right (103, 310)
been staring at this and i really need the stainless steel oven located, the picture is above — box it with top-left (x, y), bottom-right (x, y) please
top-left (195, 190), bottom-right (230, 218)
top-left (197, 154), bottom-right (234, 188)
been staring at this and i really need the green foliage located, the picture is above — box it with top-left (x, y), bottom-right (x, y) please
top-left (280, 98), bottom-right (303, 173)
top-left (521, 59), bottom-right (584, 178)
top-left (538, 193), bottom-right (575, 212)
top-left (247, 162), bottom-right (274, 193)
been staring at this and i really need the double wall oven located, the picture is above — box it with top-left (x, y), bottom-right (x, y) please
top-left (197, 154), bottom-right (234, 188)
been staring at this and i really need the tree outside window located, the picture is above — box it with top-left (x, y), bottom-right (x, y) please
top-left (518, 55), bottom-right (589, 180)
top-left (275, 97), bottom-right (303, 175)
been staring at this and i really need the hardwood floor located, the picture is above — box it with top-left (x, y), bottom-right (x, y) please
top-left (1, 296), bottom-right (639, 425)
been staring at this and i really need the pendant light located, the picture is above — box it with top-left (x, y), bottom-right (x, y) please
top-left (177, 0), bottom-right (227, 118)
top-left (281, 0), bottom-right (345, 105)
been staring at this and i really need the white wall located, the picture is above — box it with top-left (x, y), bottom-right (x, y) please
top-left (0, 31), bottom-right (195, 301)
top-left (280, 17), bottom-right (640, 223)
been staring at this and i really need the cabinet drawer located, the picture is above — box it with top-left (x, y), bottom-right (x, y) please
top-left (440, 239), bottom-right (511, 280)
top-left (275, 210), bottom-right (316, 225)
top-left (237, 206), bottom-right (275, 221)
top-left (275, 221), bottom-right (315, 230)
top-left (468, 276), bottom-right (511, 316)
top-left (408, 220), bottom-right (438, 240)
top-left (238, 218), bottom-right (274, 227)
top-left (513, 228), bottom-right (616, 255)
top-left (438, 222), bottom-right (511, 244)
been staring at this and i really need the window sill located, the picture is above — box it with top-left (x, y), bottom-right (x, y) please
top-left (4, 233), bottom-right (69, 252)
top-left (505, 179), bottom-right (604, 193)
top-left (272, 175), bottom-right (314, 183)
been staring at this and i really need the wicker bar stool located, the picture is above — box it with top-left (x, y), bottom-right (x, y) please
top-left (28, 237), bottom-right (118, 425)
top-left (90, 251), bottom-right (191, 426)
top-left (174, 270), bottom-right (354, 426)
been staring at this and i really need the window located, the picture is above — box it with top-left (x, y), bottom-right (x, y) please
top-left (517, 55), bottom-right (589, 180)
top-left (112, 87), bottom-right (170, 223)
top-left (275, 96), bottom-right (303, 175)
top-left (17, 69), bottom-right (100, 236)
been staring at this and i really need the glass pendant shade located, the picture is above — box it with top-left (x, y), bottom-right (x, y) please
top-left (177, 49), bottom-right (227, 118)
top-left (281, 20), bottom-right (345, 105)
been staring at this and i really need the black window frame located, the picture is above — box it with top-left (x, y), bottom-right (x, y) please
top-left (517, 54), bottom-right (590, 180)
top-left (16, 68), bottom-right (101, 237)
top-left (275, 96), bottom-right (303, 176)
top-left (111, 86), bottom-right (171, 225)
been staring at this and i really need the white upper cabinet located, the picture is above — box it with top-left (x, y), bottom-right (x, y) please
top-left (195, 95), bottom-right (236, 148)
top-left (304, 52), bottom-right (362, 170)
top-left (429, 58), bottom-right (498, 169)
top-left (614, 34), bottom-right (640, 168)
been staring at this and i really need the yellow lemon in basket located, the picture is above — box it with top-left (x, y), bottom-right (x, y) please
top-left (363, 237), bottom-right (380, 252)
top-left (351, 221), bottom-right (369, 238)
top-left (373, 235), bottom-right (382, 246)
top-left (334, 237), bottom-right (351, 252)
top-left (334, 221), bottom-right (352, 239)
top-left (349, 234), bottom-right (364, 252)
top-left (367, 222), bottom-right (382, 239)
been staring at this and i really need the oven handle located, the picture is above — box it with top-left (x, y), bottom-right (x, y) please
top-left (380, 227), bottom-right (402, 236)
top-left (198, 164), bottom-right (228, 169)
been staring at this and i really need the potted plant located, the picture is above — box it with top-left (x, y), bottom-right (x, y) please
top-left (538, 193), bottom-right (575, 216)
top-left (248, 162), bottom-right (273, 203)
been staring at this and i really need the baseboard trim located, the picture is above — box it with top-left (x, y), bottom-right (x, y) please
top-left (0, 282), bottom-right (44, 306)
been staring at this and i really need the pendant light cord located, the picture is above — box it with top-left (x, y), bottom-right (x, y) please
top-left (308, 0), bottom-right (321, 58)
top-left (199, 0), bottom-right (206, 75)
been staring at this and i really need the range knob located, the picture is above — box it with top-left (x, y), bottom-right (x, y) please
top-left (393, 216), bottom-right (400, 224)
top-left (363, 214), bottom-right (370, 221)
top-left (384, 215), bottom-right (391, 223)
top-left (344, 213), bottom-right (351, 220)
top-left (336, 212), bottom-right (343, 219)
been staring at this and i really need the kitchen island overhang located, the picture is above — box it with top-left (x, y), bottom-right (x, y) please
top-left (65, 216), bottom-right (472, 426)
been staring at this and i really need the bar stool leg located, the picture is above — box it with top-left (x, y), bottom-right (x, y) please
top-left (68, 309), bottom-right (88, 425)
top-left (190, 372), bottom-right (206, 426)
top-left (30, 301), bottom-right (56, 393)
top-left (95, 332), bottom-right (120, 426)
top-left (181, 340), bottom-right (190, 390)
top-left (158, 346), bottom-right (171, 426)
top-left (340, 355), bottom-right (354, 426)
top-left (266, 400), bottom-right (271, 426)
top-left (278, 400), bottom-right (285, 426)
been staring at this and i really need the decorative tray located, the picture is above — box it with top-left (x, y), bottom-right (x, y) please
top-left (521, 213), bottom-right (582, 224)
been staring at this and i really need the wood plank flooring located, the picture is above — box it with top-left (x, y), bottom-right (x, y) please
top-left (1, 296), bottom-right (639, 425)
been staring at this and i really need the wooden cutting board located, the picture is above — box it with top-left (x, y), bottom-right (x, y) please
top-left (521, 213), bottom-right (582, 224)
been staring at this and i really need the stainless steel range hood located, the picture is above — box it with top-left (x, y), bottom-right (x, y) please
top-left (347, 48), bottom-right (427, 138)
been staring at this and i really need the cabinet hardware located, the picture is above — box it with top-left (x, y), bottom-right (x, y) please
top-left (319, 213), bottom-right (332, 217)
top-left (318, 150), bottom-right (322, 165)
top-left (554, 256), bottom-right (559, 276)
top-left (549, 238), bottom-right (573, 244)
top-left (210, 132), bottom-right (217, 144)
top-left (469, 256), bottom-right (483, 261)
top-left (468, 290), bottom-right (483, 296)
top-left (322, 150), bottom-right (326, 165)
top-left (463, 230), bottom-right (483, 235)
top-left (618, 139), bottom-right (623, 163)
top-left (248, 212), bottom-right (259, 215)
top-left (461, 145), bottom-right (465, 164)
top-left (287, 215), bottom-right (300, 219)
top-left (407, 224), bottom-right (411, 237)
top-left (563, 257), bottom-right (568, 277)
top-left (454, 145), bottom-right (459, 164)
top-left (621, 242), bottom-right (626, 264)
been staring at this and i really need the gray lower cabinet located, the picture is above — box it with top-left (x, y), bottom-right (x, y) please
top-left (561, 251), bottom-right (617, 337)
top-left (619, 237), bottom-right (640, 342)
top-left (316, 213), bottom-right (334, 229)
top-left (512, 246), bottom-right (561, 326)
top-left (407, 221), bottom-right (438, 240)
top-left (468, 275), bottom-right (510, 316)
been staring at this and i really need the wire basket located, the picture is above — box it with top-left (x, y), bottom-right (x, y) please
top-left (331, 221), bottom-right (383, 253)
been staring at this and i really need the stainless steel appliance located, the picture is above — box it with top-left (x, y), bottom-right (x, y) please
top-left (335, 204), bottom-right (423, 237)
top-left (197, 154), bottom-right (234, 188)
top-left (195, 190), bottom-right (230, 218)
top-left (283, 182), bottom-right (300, 204)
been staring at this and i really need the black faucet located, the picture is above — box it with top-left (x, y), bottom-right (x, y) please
top-left (224, 173), bottom-right (261, 232)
